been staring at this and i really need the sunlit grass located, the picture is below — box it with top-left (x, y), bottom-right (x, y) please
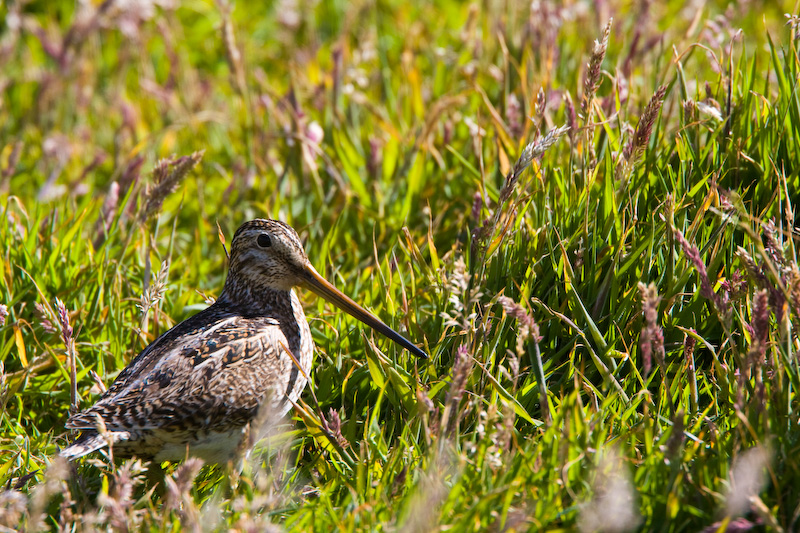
top-left (1, 0), bottom-right (799, 530)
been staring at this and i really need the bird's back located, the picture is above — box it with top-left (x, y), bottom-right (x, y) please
top-left (62, 290), bottom-right (312, 463)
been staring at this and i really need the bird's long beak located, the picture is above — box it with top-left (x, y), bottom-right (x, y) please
top-left (300, 263), bottom-right (428, 359)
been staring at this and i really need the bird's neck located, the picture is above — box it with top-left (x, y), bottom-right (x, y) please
top-left (217, 278), bottom-right (297, 318)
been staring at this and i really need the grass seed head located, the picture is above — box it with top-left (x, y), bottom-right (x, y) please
top-left (139, 151), bottom-right (203, 222)
top-left (788, 264), bottom-right (800, 317)
top-left (497, 295), bottom-right (540, 342)
top-left (29, 457), bottom-right (70, 531)
top-left (119, 155), bottom-right (145, 198)
top-left (322, 408), bottom-right (348, 449)
top-left (564, 91), bottom-right (578, 142)
top-left (165, 457), bottom-right (204, 528)
top-left (97, 459), bottom-right (147, 531)
top-left (736, 247), bottom-right (768, 286)
top-left (683, 331), bottom-right (697, 367)
top-left (497, 295), bottom-right (541, 359)
top-left (440, 256), bottom-right (481, 335)
top-left (637, 282), bottom-right (664, 376)
top-left (445, 344), bottom-right (473, 434)
top-left (786, 13), bottom-right (800, 40)
top-left (761, 221), bottom-right (786, 268)
top-left (416, 387), bottom-right (435, 414)
top-left (367, 137), bottom-right (382, 177)
top-left (138, 260), bottom-right (171, 317)
top-left (34, 302), bottom-right (56, 334)
top-left (54, 298), bottom-right (73, 350)
top-left (744, 290), bottom-right (770, 369)
top-left (499, 124), bottom-right (569, 205)
top-left (471, 191), bottom-right (483, 221)
top-left (621, 84), bottom-right (667, 163)
top-left (581, 18), bottom-right (613, 122)
top-left (683, 99), bottom-right (696, 122)
top-left (674, 228), bottom-right (729, 317)
top-left (720, 270), bottom-right (748, 303)
top-left (533, 87), bottom-right (546, 132)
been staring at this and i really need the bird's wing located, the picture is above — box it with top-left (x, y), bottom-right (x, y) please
top-left (66, 306), bottom-right (292, 433)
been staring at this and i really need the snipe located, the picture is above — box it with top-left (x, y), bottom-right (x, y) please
top-left (61, 219), bottom-right (426, 463)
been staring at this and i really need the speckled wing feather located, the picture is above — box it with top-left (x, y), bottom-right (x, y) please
top-left (64, 300), bottom-right (308, 460)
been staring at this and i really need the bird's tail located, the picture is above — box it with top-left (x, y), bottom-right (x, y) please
top-left (60, 431), bottom-right (130, 460)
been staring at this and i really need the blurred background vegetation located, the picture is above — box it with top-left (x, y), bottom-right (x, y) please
top-left (1, 0), bottom-right (799, 530)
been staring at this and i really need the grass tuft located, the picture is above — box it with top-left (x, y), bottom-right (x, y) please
top-left (0, 0), bottom-right (798, 530)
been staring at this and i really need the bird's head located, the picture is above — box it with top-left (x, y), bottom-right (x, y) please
top-left (224, 219), bottom-right (427, 359)
top-left (227, 219), bottom-right (310, 291)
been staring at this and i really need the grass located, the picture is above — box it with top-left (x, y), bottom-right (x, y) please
top-left (1, 0), bottom-right (799, 530)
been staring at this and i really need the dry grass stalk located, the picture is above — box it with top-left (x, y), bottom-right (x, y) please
top-left (564, 91), bottom-right (578, 143)
top-left (683, 330), bottom-right (699, 412)
top-left (578, 18), bottom-right (612, 170)
top-left (533, 87), bottom-right (546, 133)
top-left (321, 408), bottom-right (348, 449)
top-left (581, 19), bottom-right (613, 123)
top-left (138, 260), bottom-right (170, 330)
top-left (637, 282), bottom-right (664, 377)
top-left (497, 295), bottom-right (541, 358)
top-left (674, 228), bottom-right (729, 318)
top-left (500, 124), bottom-right (570, 205)
top-left (745, 289), bottom-right (770, 385)
top-left (96, 459), bottom-right (147, 530)
top-left (217, 0), bottom-right (246, 96)
top-left (443, 345), bottom-right (473, 435)
top-left (138, 151), bottom-right (204, 223)
top-left (54, 298), bottom-right (78, 417)
top-left (472, 124), bottom-right (569, 256)
top-left (164, 457), bottom-right (204, 531)
top-left (617, 84), bottom-right (668, 180)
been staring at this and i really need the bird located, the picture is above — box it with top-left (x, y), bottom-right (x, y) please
top-left (60, 219), bottom-right (427, 463)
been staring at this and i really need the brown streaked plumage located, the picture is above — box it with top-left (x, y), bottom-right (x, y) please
top-left (61, 219), bottom-right (426, 463)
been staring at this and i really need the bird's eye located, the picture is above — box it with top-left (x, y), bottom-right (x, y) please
top-left (257, 234), bottom-right (272, 248)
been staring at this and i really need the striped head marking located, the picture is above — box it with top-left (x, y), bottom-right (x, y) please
top-left (227, 219), bottom-right (310, 291)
